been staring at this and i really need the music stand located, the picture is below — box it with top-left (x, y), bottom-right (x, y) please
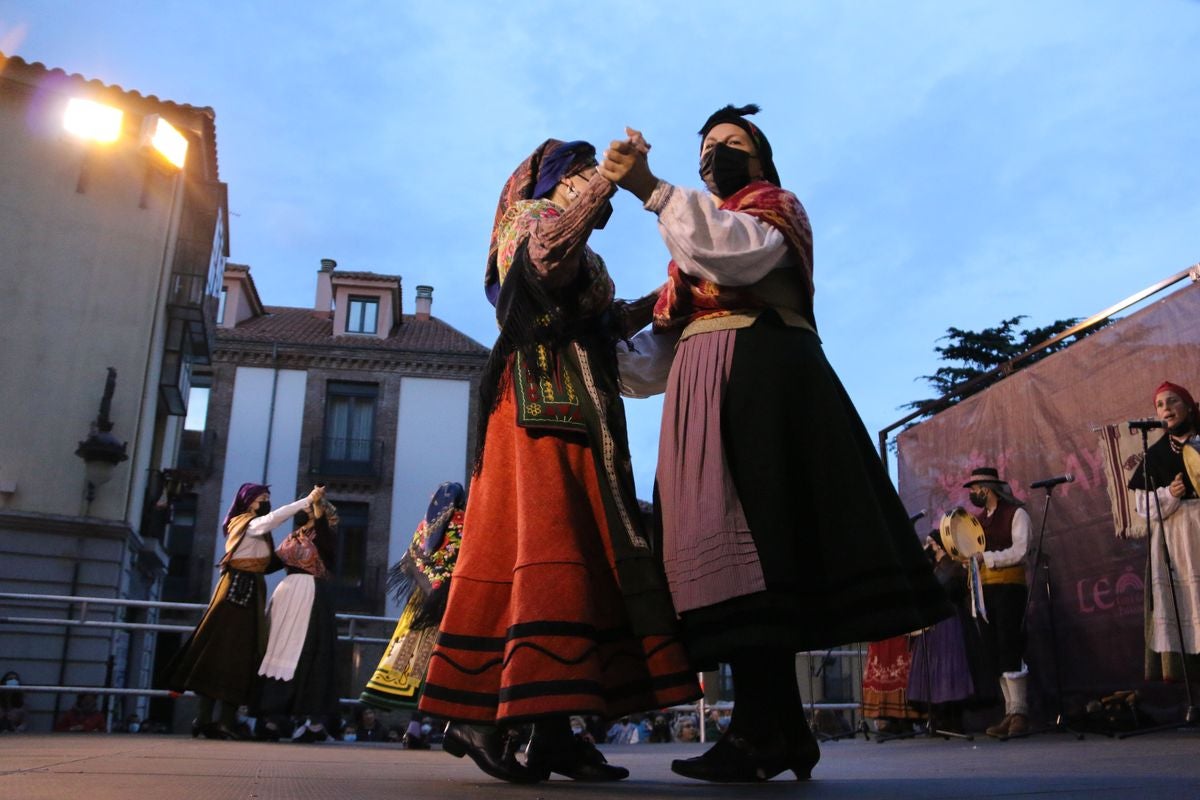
top-left (1118, 425), bottom-right (1200, 738)
top-left (1010, 482), bottom-right (1086, 740)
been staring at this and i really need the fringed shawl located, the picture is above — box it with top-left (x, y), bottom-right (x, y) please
top-left (387, 482), bottom-right (467, 628)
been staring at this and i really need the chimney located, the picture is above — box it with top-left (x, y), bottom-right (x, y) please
top-left (316, 258), bottom-right (336, 312)
top-left (414, 285), bottom-right (433, 321)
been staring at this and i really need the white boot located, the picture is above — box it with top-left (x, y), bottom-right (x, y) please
top-left (1003, 668), bottom-right (1030, 736)
top-left (986, 679), bottom-right (1012, 737)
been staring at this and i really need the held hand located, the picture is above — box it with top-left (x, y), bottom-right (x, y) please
top-left (600, 136), bottom-right (658, 203)
top-left (1169, 473), bottom-right (1186, 498)
top-left (625, 126), bottom-right (651, 155)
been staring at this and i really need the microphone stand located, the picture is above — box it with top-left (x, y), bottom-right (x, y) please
top-left (877, 620), bottom-right (973, 743)
top-left (809, 649), bottom-right (868, 741)
top-left (1119, 425), bottom-right (1200, 738)
top-left (1014, 482), bottom-right (1086, 740)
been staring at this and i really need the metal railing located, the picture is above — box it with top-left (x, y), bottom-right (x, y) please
top-left (0, 592), bottom-right (868, 729)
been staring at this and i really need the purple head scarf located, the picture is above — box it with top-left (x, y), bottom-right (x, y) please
top-left (222, 482), bottom-right (269, 537)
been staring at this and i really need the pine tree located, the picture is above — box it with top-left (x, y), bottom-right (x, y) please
top-left (904, 315), bottom-right (1105, 420)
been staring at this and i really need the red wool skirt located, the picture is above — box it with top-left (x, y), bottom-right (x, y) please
top-left (418, 390), bottom-right (699, 724)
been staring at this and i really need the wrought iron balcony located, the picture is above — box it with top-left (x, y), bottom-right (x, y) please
top-left (309, 437), bottom-right (385, 480)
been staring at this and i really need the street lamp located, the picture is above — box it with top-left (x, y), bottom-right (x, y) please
top-left (75, 367), bottom-right (129, 505)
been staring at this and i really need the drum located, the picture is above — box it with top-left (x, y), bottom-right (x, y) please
top-left (938, 507), bottom-right (986, 562)
top-left (1183, 436), bottom-right (1200, 495)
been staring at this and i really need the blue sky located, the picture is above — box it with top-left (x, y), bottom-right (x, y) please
top-left (3, 1), bottom-right (1198, 498)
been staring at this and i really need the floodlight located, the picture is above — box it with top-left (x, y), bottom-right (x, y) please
top-left (140, 114), bottom-right (188, 169)
top-left (63, 98), bottom-right (123, 143)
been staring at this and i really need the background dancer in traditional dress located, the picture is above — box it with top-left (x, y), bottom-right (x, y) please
top-left (603, 105), bottom-right (950, 782)
top-left (257, 496), bottom-right (340, 740)
top-left (1126, 381), bottom-right (1200, 684)
top-left (418, 139), bottom-right (700, 784)
top-left (360, 482), bottom-right (466, 712)
top-left (165, 483), bottom-right (324, 740)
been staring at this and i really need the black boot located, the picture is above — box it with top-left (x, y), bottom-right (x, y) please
top-left (525, 716), bottom-right (629, 781)
top-left (672, 648), bottom-right (817, 782)
top-left (442, 722), bottom-right (542, 784)
top-left (670, 731), bottom-right (816, 782)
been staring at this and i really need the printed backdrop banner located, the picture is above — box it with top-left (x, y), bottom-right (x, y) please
top-left (896, 280), bottom-right (1200, 699)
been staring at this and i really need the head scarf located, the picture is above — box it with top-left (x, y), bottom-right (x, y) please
top-left (698, 103), bottom-right (781, 187)
top-left (387, 481), bottom-right (468, 616)
top-left (1154, 381), bottom-right (1200, 426)
top-left (222, 482), bottom-right (269, 537)
top-left (484, 138), bottom-right (597, 306)
top-left (532, 140), bottom-right (596, 200)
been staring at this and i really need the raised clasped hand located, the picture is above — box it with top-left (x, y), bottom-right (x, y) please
top-left (599, 126), bottom-right (657, 202)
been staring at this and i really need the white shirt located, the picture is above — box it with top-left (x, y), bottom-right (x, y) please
top-left (652, 183), bottom-right (788, 285)
top-left (227, 497), bottom-right (311, 560)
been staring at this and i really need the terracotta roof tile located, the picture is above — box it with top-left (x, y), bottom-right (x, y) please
top-left (219, 306), bottom-right (489, 355)
top-left (331, 271), bottom-right (399, 283)
top-left (1, 51), bottom-right (220, 182)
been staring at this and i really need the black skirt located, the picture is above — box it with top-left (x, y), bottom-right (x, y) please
top-left (678, 313), bottom-right (952, 669)
top-left (256, 578), bottom-right (339, 718)
top-left (164, 569), bottom-right (267, 705)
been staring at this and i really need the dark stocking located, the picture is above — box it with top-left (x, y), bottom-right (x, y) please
top-left (196, 694), bottom-right (215, 725)
top-left (728, 647), bottom-right (804, 745)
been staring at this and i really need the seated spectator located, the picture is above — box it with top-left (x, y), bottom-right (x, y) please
top-left (385, 726), bottom-right (403, 743)
top-left (648, 714), bottom-right (672, 743)
top-left (569, 715), bottom-right (596, 745)
top-left (673, 714), bottom-right (699, 743)
top-left (342, 724), bottom-right (358, 742)
top-left (54, 693), bottom-right (105, 733)
top-left (357, 707), bottom-right (387, 742)
top-left (1, 671), bottom-right (27, 733)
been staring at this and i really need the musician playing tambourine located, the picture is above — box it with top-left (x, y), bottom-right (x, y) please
top-left (1125, 381), bottom-right (1200, 683)
top-left (961, 466), bottom-right (1032, 738)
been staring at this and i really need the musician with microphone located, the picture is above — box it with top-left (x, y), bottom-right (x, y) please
top-left (1125, 381), bottom-right (1200, 683)
top-left (962, 466), bottom-right (1033, 738)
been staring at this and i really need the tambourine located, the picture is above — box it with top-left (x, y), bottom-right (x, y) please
top-left (1183, 437), bottom-right (1200, 496)
top-left (938, 507), bottom-right (986, 563)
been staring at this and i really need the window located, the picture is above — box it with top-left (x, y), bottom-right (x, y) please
top-left (321, 382), bottom-right (378, 474)
top-left (217, 286), bottom-right (228, 324)
top-left (184, 385), bottom-right (210, 432)
top-left (329, 500), bottom-right (369, 606)
top-left (346, 296), bottom-right (378, 334)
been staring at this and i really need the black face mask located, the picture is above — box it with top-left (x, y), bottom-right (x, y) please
top-left (700, 143), bottom-right (754, 198)
top-left (594, 200), bottom-right (613, 230)
top-left (967, 491), bottom-right (987, 509)
top-left (255, 501), bottom-right (270, 517)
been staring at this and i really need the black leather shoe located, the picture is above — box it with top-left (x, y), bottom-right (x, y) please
top-left (441, 722), bottom-right (542, 784)
top-left (525, 724), bottom-right (629, 782)
top-left (670, 731), bottom-right (818, 782)
top-left (200, 722), bottom-right (236, 741)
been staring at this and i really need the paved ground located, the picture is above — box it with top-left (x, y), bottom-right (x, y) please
top-left (2, 729), bottom-right (1199, 800)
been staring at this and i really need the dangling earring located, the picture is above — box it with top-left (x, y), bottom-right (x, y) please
top-left (565, 181), bottom-right (579, 200)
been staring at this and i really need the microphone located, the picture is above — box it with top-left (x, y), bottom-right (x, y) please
top-left (1030, 473), bottom-right (1074, 490)
top-left (908, 510), bottom-right (927, 524)
top-left (1128, 418), bottom-right (1167, 432)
